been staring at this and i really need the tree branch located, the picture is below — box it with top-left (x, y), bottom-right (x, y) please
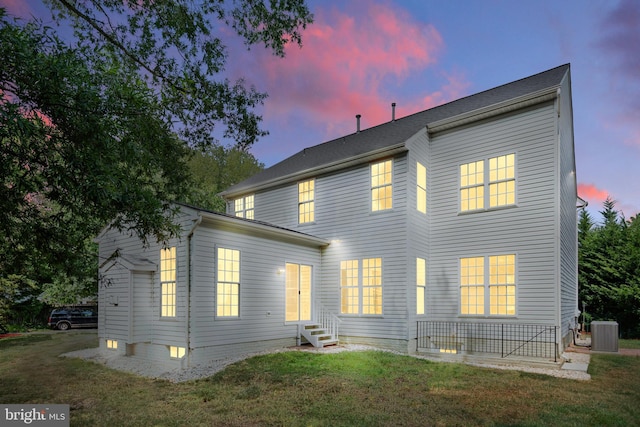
top-left (55, 0), bottom-right (186, 93)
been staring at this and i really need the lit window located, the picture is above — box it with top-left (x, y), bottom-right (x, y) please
top-left (460, 160), bottom-right (484, 211)
top-left (217, 248), bottom-right (240, 317)
top-left (106, 339), bottom-right (118, 350)
top-left (371, 160), bottom-right (393, 211)
top-left (298, 179), bottom-right (315, 224)
top-left (417, 162), bottom-right (427, 214)
top-left (460, 254), bottom-right (516, 316)
top-left (169, 346), bottom-right (186, 359)
top-left (416, 258), bottom-right (426, 315)
top-left (161, 247), bottom-right (176, 318)
top-left (489, 255), bottom-right (516, 315)
top-left (234, 195), bottom-right (254, 219)
top-left (489, 154), bottom-right (515, 207)
top-left (460, 154), bottom-right (515, 212)
top-left (340, 258), bottom-right (382, 315)
top-left (340, 260), bottom-right (359, 314)
top-left (286, 263), bottom-right (312, 322)
top-left (460, 257), bottom-right (484, 315)
top-left (362, 258), bottom-right (382, 315)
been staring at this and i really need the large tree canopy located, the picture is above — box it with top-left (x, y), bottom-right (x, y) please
top-left (0, 1), bottom-right (311, 316)
top-left (45, 0), bottom-right (312, 149)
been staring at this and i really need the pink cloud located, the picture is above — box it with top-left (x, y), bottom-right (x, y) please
top-left (578, 183), bottom-right (610, 206)
top-left (0, 0), bottom-right (33, 17)
top-left (252, 2), bottom-right (467, 137)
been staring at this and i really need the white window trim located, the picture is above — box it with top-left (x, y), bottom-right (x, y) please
top-left (458, 153), bottom-right (517, 214)
top-left (370, 159), bottom-right (393, 212)
top-left (340, 257), bottom-right (383, 316)
top-left (458, 253), bottom-right (518, 318)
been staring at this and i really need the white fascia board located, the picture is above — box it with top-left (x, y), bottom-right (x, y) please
top-left (220, 143), bottom-right (408, 199)
top-left (196, 212), bottom-right (330, 247)
top-left (428, 87), bottom-right (559, 134)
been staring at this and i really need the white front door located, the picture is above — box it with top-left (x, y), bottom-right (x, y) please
top-left (285, 263), bottom-right (312, 322)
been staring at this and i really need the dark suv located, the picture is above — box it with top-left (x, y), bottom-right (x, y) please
top-left (47, 307), bottom-right (98, 330)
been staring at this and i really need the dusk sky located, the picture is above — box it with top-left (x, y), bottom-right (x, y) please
top-left (3, 0), bottom-right (639, 220)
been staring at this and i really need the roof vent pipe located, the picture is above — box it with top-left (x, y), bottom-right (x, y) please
top-left (356, 114), bottom-right (361, 133)
top-left (392, 102), bottom-right (396, 121)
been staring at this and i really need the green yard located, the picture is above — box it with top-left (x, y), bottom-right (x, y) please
top-left (1, 332), bottom-right (639, 426)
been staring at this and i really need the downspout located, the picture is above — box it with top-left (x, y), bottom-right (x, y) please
top-left (128, 270), bottom-right (133, 345)
top-left (186, 215), bottom-right (203, 367)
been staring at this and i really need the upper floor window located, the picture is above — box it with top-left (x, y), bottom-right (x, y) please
top-left (298, 179), bottom-right (315, 224)
top-left (417, 162), bottom-right (427, 214)
top-left (489, 154), bottom-right (515, 208)
top-left (460, 254), bottom-right (516, 316)
top-left (340, 258), bottom-right (383, 315)
top-left (371, 160), bottom-right (392, 211)
top-left (160, 247), bottom-right (176, 318)
top-left (460, 154), bottom-right (515, 212)
top-left (217, 248), bottom-right (240, 317)
top-left (234, 195), bottom-right (254, 219)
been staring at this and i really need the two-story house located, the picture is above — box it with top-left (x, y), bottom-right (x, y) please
top-left (96, 64), bottom-right (578, 368)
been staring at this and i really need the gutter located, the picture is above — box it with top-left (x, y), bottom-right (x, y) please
top-left (220, 144), bottom-right (408, 199)
top-left (428, 87), bottom-right (559, 134)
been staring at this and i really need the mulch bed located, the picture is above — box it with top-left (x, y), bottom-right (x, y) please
top-left (0, 333), bottom-right (22, 339)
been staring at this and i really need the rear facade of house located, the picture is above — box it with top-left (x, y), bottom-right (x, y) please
top-left (97, 64), bottom-right (579, 367)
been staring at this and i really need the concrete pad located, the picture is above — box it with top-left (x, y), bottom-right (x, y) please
top-left (561, 362), bottom-right (589, 372)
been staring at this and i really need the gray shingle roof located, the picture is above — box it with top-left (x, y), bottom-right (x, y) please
top-left (221, 64), bottom-right (569, 197)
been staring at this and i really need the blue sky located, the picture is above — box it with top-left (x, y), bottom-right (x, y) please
top-left (4, 0), bottom-right (639, 220)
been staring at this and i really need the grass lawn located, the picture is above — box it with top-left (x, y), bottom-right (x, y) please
top-left (1, 332), bottom-right (640, 426)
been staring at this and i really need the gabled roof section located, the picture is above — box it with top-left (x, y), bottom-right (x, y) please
top-left (221, 64), bottom-right (570, 198)
top-left (100, 250), bottom-right (156, 272)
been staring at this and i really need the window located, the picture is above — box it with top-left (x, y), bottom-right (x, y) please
top-left (298, 179), bottom-right (315, 224)
top-left (160, 247), bottom-right (176, 318)
top-left (340, 260), bottom-right (359, 314)
top-left (489, 254), bottom-right (516, 315)
top-left (106, 339), bottom-right (118, 350)
top-left (416, 258), bottom-right (426, 315)
top-left (234, 195), bottom-right (254, 219)
top-left (169, 346), bottom-right (186, 359)
top-left (362, 258), bottom-right (382, 314)
top-left (460, 257), bottom-right (484, 315)
top-left (460, 154), bottom-right (515, 212)
top-left (217, 248), bottom-right (240, 317)
top-left (489, 154), bottom-right (515, 208)
top-left (460, 160), bottom-right (484, 211)
top-left (417, 162), bottom-right (427, 214)
top-left (340, 258), bottom-right (382, 315)
top-left (371, 160), bottom-right (393, 211)
top-left (460, 254), bottom-right (516, 316)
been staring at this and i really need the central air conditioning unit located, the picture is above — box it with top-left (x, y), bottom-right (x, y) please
top-left (591, 321), bottom-right (619, 352)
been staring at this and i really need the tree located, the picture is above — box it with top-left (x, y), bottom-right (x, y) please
top-left (44, 0), bottom-right (312, 149)
top-left (1, 1), bottom-right (311, 320)
top-left (186, 146), bottom-right (264, 212)
top-left (578, 198), bottom-right (640, 338)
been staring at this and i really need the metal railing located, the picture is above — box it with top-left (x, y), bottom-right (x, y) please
top-left (417, 321), bottom-right (558, 361)
top-left (314, 301), bottom-right (342, 342)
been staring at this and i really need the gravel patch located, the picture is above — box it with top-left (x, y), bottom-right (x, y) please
top-left (62, 344), bottom-right (590, 382)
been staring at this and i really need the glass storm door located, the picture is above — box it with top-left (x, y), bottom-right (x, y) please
top-left (285, 263), bottom-right (312, 322)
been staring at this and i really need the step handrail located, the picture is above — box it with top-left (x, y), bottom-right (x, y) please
top-left (314, 301), bottom-right (341, 342)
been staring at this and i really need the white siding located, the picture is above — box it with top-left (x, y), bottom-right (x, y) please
top-left (558, 73), bottom-right (579, 345)
top-left (428, 103), bottom-right (559, 324)
top-left (187, 220), bottom-right (322, 360)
